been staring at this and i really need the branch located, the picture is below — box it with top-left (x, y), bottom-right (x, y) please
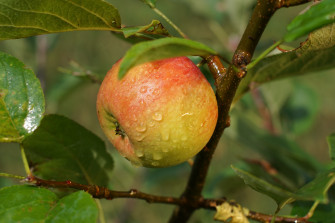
top-left (21, 175), bottom-right (314, 223)
top-left (277, 0), bottom-right (313, 8)
top-left (168, 0), bottom-right (295, 221)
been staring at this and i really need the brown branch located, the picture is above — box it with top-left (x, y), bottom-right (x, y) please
top-left (276, 0), bottom-right (312, 8)
top-left (248, 211), bottom-right (312, 223)
top-left (168, 0), bottom-right (280, 222)
top-left (24, 175), bottom-right (314, 223)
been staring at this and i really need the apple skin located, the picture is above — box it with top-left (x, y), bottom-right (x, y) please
top-left (97, 57), bottom-right (218, 168)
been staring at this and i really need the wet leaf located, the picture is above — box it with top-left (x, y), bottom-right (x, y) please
top-left (0, 0), bottom-right (121, 40)
top-left (118, 37), bottom-right (217, 79)
top-left (22, 115), bottom-right (113, 186)
top-left (0, 52), bottom-right (44, 143)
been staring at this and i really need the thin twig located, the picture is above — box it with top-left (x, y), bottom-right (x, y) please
top-left (20, 175), bottom-right (315, 223)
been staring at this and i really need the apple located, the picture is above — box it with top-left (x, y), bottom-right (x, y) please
top-left (97, 56), bottom-right (218, 167)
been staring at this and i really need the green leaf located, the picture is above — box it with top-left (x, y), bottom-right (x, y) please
top-left (284, 0), bottom-right (335, 42)
top-left (0, 0), bottom-right (121, 40)
top-left (0, 185), bottom-right (56, 223)
top-left (0, 51), bottom-right (44, 143)
top-left (232, 166), bottom-right (296, 207)
top-left (235, 23), bottom-right (335, 103)
top-left (295, 168), bottom-right (335, 203)
top-left (235, 117), bottom-right (322, 188)
top-left (113, 20), bottom-right (170, 44)
top-left (22, 114), bottom-right (113, 186)
top-left (233, 165), bottom-right (335, 211)
top-left (292, 201), bottom-right (335, 223)
top-left (327, 133), bottom-right (335, 161)
top-left (45, 191), bottom-right (98, 223)
top-left (0, 185), bottom-right (98, 223)
top-left (118, 37), bottom-right (217, 79)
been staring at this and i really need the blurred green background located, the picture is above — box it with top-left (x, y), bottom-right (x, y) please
top-left (0, 0), bottom-right (334, 222)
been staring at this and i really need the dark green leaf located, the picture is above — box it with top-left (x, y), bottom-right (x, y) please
top-left (0, 0), bottom-right (121, 40)
top-left (0, 185), bottom-right (98, 223)
top-left (233, 166), bottom-right (335, 210)
top-left (327, 133), bottom-right (335, 161)
top-left (235, 23), bottom-right (335, 103)
top-left (0, 185), bottom-right (57, 222)
top-left (235, 117), bottom-right (322, 188)
top-left (113, 20), bottom-right (170, 44)
top-left (284, 0), bottom-right (335, 42)
top-left (279, 83), bottom-right (319, 135)
top-left (118, 37), bottom-right (217, 78)
top-left (22, 115), bottom-right (113, 186)
top-left (232, 166), bottom-right (297, 206)
top-left (292, 201), bottom-right (335, 223)
top-left (0, 52), bottom-right (44, 143)
top-left (45, 191), bottom-right (98, 223)
top-left (295, 168), bottom-right (335, 203)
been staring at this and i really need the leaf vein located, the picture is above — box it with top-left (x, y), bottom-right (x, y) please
top-left (0, 2), bottom-right (79, 29)
top-left (63, 0), bottom-right (111, 27)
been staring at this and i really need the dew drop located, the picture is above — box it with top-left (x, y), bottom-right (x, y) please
top-left (148, 121), bottom-right (155, 127)
top-left (135, 124), bottom-right (147, 133)
top-left (153, 152), bottom-right (163, 160)
top-left (135, 149), bottom-right (144, 158)
top-left (135, 134), bottom-right (145, 142)
top-left (140, 86), bottom-right (147, 93)
top-left (152, 112), bottom-right (163, 121)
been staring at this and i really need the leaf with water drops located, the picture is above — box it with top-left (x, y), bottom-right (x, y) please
top-left (0, 52), bottom-right (45, 143)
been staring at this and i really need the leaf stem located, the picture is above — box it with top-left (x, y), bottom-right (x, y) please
top-left (246, 40), bottom-right (283, 70)
top-left (0, 172), bottom-right (25, 180)
top-left (152, 7), bottom-right (188, 39)
top-left (20, 145), bottom-right (31, 176)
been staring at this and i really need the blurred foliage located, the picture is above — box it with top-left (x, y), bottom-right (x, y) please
top-left (0, 0), bottom-right (335, 223)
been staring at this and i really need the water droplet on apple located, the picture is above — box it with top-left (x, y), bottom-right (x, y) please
top-left (135, 149), bottom-right (144, 158)
top-left (140, 86), bottom-right (147, 93)
top-left (152, 112), bottom-right (163, 121)
top-left (135, 133), bottom-right (145, 142)
top-left (148, 121), bottom-right (155, 127)
top-left (153, 152), bottom-right (163, 160)
top-left (136, 124), bottom-right (147, 133)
